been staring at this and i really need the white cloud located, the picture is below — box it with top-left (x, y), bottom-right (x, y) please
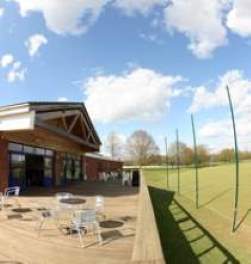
top-left (7, 69), bottom-right (26, 83)
top-left (199, 120), bottom-right (231, 138)
top-left (190, 69), bottom-right (251, 151)
top-left (83, 67), bottom-right (183, 123)
top-left (198, 116), bottom-right (251, 152)
top-left (0, 54), bottom-right (14, 68)
top-left (140, 33), bottom-right (163, 44)
top-left (189, 70), bottom-right (251, 113)
top-left (25, 34), bottom-right (48, 57)
top-left (12, 0), bottom-right (110, 35)
top-left (6, 62), bottom-right (26, 83)
top-left (0, 54), bottom-right (26, 83)
top-left (57, 97), bottom-right (69, 102)
top-left (114, 0), bottom-right (167, 16)
top-left (227, 0), bottom-right (251, 37)
top-left (164, 0), bottom-right (229, 58)
top-left (0, 8), bottom-right (4, 17)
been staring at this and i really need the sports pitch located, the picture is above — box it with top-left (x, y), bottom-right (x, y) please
top-left (143, 162), bottom-right (251, 263)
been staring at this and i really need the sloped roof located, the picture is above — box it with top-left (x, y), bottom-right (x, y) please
top-left (0, 101), bottom-right (101, 149)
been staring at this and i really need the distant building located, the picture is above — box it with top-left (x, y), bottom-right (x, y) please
top-left (84, 153), bottom-right (123, 181)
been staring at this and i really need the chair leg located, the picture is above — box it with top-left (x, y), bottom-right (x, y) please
top-left (95, 222), bottom-right (102, 245)
top-left (78, 228), bottom-right (84, 248)
top-left (37, 219), bottom-right (44, 237)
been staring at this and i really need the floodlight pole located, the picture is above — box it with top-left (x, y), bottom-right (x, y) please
top-left (176, 129), bottom-right (180, 194)
top-left (165, 137), bottom-right (169, 189)
top-left (226, 85), bottom-right (240, 232)
top-left (191, 114), bottom-right (199, 209)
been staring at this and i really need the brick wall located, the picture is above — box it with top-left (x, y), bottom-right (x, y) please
top-left (84, 157), bottom-right (99, 181)
top-left (83, 156), bottom-right (123, 181)
top-left (0, 138), bottom-right (9, 191)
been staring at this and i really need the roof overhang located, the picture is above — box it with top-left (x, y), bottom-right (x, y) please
top-left (0, 102), bottom-right (101, 152)
top-left (0, 104), bottom-right (35, 131)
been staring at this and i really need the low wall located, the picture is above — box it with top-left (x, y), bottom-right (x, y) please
top-left (131, 171), bottom-right (165, 263)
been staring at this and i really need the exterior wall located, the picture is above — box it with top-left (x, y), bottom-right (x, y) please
top-left (84, 156), bottom-right (123, 181)
top-left (54, 151), bottom-right (64, 186)
top-left (84, 157), bottom-right (99, 181)
top-left (0, 138), bottom-right (9, 191)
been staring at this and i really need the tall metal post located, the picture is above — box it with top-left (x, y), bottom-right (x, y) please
top-left (176, 129), bottom-right (180, 194)
top-left (165, 137), bottom-right (169, 189)
top-left (191, 114), bottom-right (199, 209)
top-left (226, 85), bottom-right (240, 232)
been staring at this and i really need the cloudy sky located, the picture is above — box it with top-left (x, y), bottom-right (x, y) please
top-left (1, 0), bottom-right (251, 153)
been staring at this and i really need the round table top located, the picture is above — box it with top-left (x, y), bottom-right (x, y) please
top-left (60, 198), bottom-right (86, 205)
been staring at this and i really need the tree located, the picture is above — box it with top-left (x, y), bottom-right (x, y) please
top-left (105, 132), bottom-right (123, 158)
top-left (197, 145), bottom-right (210, 165)
top-left (182, 147), bottom-right (194, 165)
top-left (168, 142), bottom-right (193, 166)
top-left (126, 130), bottom-right (160, 165)
top-left (218, 148), bottom-right (234, 162)
top-left (239, 151), bottom-right (251, 161)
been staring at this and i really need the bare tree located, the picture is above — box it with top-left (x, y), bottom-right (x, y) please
top-left (105, 131), bottom-right (123, 158)
top-left (168, 142), bottom-right (193, 166)
top-left (126, 130), bottom-right (159, 165)
top-left (197, 145), bottom-right (210, 165)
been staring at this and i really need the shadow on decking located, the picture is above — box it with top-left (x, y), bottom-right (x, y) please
top-left (148, 186), bottom-right (240, 264)
top-left (20, 181), bottom-right (139, 198)
top-left (0, 262), bottom-right (23, 264)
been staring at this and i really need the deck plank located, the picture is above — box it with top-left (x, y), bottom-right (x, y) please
top-left (0, 182), bottom-right (138, 264)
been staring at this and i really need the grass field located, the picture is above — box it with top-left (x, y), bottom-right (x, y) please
top-left (144, 161), bottom-right (251, 263)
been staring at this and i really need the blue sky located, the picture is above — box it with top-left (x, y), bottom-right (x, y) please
top-left (1, 0), bottom-right (251, 153)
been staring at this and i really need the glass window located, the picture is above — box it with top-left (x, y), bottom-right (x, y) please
top-left (35, 148), bottom-right (45, 155)
top-left (23, 145), bottom-right (34, 154)
top-left (63, 154), bottom-right (82, 180)
top-left (44, 169), bottom-right (53, 178)
top-left (10, 168), bottom-right (25, 187)
top-left (8, 143), bottom-right (23, 152)
top-left (45, 149), bottom-right (53, 156)
top-left (11, 154), bottom-right (25, 167)
top-left (11, 167), bottom-right (25, 179)
top-left (44, 157), bottom-right (53, 168)
top-left (74, 167), bottom-right (81, 180)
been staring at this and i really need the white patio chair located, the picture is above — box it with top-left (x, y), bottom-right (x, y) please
top-left (98, 172), bottom-right (104, 181)
top-left (2, 186), bottom-right (21, 209)
top-left (122, 171), bottom-right (131, 186)
top-left (95, 196), bottom-right (105, 219)
top-left (110, 171), bottom-right (117, 181)
top-left (103, 172), bottom-right (109, 182)
top-left (70, 209), bottom-right (102, 247)
top-left (37, 209), bottom-right (61, 237)
top-left (0, 192), bottom-right (3, 210)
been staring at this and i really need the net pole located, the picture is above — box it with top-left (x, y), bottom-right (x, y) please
top-left (226, 85), bottom-right (240, 232)
top-left (176, 129), bottom-right (180, 194)
top-left (165, 136), bottom-right (169, 189)
top-left (191, 114), bottom-right (199, 209)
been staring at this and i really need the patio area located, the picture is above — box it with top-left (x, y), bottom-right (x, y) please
top-left (0, 182), bottom-right (138, 264)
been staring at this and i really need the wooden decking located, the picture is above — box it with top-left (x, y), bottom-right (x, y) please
top-left (0, 182), bottom-right (138, 264)
top-left (132, 174), bottom-right (165, 264)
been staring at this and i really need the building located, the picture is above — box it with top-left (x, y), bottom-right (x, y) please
top-left (84, 153), bottom-right (123, 181)
top-left (0, 102), bottom-right (122, 192)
